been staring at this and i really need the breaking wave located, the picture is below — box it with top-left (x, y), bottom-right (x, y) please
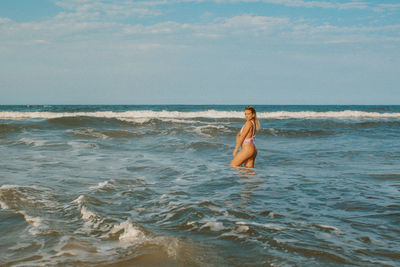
top-left (1, 110), bottom-right (400, 120)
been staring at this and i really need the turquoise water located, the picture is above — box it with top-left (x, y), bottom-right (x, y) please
top-left (1, 105), bottom-right (400, 266)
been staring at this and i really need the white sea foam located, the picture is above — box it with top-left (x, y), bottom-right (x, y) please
top-left (100, 220), bottom-right (146, 246)
top-left (16, 138), bottom-right (46, 147)
top-left (0, 200), bottom-right (9, 209)
top-left (237, 221), bottom-right (285, 231)
top-left (162, 213), bottom-right (175, 222)
top-left (186, 221), bottom-right (196, 227)
top-left (8, 242), bottom-right (37, 251)
top-left (100, 219), bottom-right (180, 258)
top-left (69, 128), bottom-right (108, 139)
top-left (80, 206), bottom-right (98, 222)
top-left (118, 117), bottom-right (152, 124)
top-left (262, 224), bottom-right (285, 231)
top-left (200, 221), bottom-right (225, 231)
top-left (22, 213), bottom-right (43, 228)
top-left (160, 118), bottom-right (203, 124)
top-left (108, 220), bottom-right (146, 243)
top-left (67, 141), bottom-right (99, 149)
top-left (220, 232), bottom-right (248, 240)
top-left (0, 184), bottom-right (16, 190)
top-left (299, 222), bottom-right (343, 234)
top-left (236, 225), bottom-right (250, 233)
top-left (2, 110), bottom-right (400, 120)
top-left (160, 237), bottom-right (180, 258)
top-left (316, 224), bottom-right (341, 232)
top-left (78, 205), bottom-right (106, 234)
top-left (72, 195), bottom-right (109, 233)
top-left (19, 211), bottom-right (48, 236)
top-left (236, 222), bottom-right (250, 233)
top-left (89, 180), bottom-right (114, 190)
top-left (72, 195), bottom-right (86, 205)
top-left (192, 125), bottom-right (228, 136)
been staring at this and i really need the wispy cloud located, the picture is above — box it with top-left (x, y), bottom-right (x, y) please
top-left (54, 0), bottom-right (161, 19)
top-left (1, 11), bottom-right (399, 48)
top-left (129, 0), bottom-right (392, 11)
top-left (0, 18), bottom-right (12, 24)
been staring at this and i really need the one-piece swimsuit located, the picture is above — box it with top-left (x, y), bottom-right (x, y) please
top-left (241, 120), bottom-right (256, 146)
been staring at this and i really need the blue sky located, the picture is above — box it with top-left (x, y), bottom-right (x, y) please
top-left (0, 0), bottom-right (399, 104)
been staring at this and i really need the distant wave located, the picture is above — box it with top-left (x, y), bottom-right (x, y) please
top-left (1, 110), bottom-right (400, 120)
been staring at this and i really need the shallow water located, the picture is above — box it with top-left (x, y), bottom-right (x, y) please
top-left (1, 105), bottom-right (400, 266)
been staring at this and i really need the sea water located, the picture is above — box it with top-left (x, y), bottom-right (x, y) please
top-left (0, 105), bottom-right (399, 266)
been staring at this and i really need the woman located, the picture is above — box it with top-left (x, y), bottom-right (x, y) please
top-left (230, 106), bottom-right (260, 168)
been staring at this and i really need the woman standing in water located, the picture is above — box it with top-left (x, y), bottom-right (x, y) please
top-left (230, 106), bottom-right (260, 168)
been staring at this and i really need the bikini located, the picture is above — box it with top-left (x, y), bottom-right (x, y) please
top-left (241, 120), bottom-right (256, 146)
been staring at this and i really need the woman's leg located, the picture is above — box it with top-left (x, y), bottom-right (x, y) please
top-left (230, 149), bottom-right (253, 167)
top-left (244, 148), bottom-right (257, 168)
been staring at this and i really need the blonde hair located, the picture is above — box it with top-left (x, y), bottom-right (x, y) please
top-left (245, 106), bottom-right (260, 131)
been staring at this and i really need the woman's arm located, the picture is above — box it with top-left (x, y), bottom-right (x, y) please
top-left (235, 131), bottom-right (241, 145)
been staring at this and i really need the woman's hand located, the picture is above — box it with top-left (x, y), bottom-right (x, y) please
top-left (233, 147), bottom-right (238, 157)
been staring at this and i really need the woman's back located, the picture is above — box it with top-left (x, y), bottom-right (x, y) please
top-left (241, 120), bottom-right (255, 145)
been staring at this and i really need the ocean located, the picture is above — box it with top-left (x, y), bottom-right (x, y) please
top-left (0, 105), bottom-right (399, 266)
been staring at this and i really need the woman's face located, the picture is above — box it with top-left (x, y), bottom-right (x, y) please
top-left (245, 110), bottom-right (254, 121)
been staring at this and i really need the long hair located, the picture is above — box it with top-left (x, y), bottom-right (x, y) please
top-left (245, 106), bottom-right (260, 131)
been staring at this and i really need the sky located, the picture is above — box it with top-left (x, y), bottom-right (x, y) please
top-left (0, 0), bottom-right (399, 105)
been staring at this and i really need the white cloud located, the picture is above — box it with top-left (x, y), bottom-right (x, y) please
top-left (0, 17), bottom-right (12, 24)
top-left (1, 12), bottom-right (399, 48)
top-left (135, 0), bottom-right (382, 11)
top-left (120, 15), bottom-right (290, 40)
top-left (55, 0), bottom-right (161, 19)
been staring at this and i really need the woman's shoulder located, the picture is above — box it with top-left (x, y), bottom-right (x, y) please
top-left (243, 120), bottom-right (253, 128)
top-left (247, 120), bottom-right (256, 126)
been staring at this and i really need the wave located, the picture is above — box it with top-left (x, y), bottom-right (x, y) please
top-left (0, 185), bottom-right (60, 236)
top-left (0, 123), bottom-right (45, 135)
top-left (262, 128), bottom-right (332, 137)
top-left (70, 195), bottom-right (187, 260)
top-left (67, 128), bottom-right (140, 139)
top-left (1, 110), bottom-right (400, 120)
top-left (0, 124), bottom-right (16, 134)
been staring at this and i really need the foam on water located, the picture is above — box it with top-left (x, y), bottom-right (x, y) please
top-left (236, 225), bottom-right (250, 233)
top-left (0, 200), bottom-right (10, 209)
top-left (21, 212), bottom-right (49, 236)
top-left (15, 138), bottom-right (46, 147)
top-left (200, 221), bottom-right (225, 231)
top-left (80, 206), bottom-right (98, 222)
top-left (21, 213), bottom-right (43, 229)
top-left (105, 220), bottom-right (146, 243)
top-left (72, 195), bottom-right (86, 205)
top-left (236, 221), bottom-right (286, 231)
top-left (68, 128), bottom-right (109, 139)
top-left (316, 224), bottom-right (341, 232)
top-left (97, 219), bottom-right (182, 258)
top-left (89, 180), bottom-right (114, 190)
top-left (67, 141), bottom-right (99, 149)
top-left (191, 125), bottom-right (228, 137)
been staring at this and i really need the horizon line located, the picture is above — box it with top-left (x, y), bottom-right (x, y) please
top-left (1, 104), bottom-right (400, 106)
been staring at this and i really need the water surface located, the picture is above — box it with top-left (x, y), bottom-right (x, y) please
top-left (1, 105), bottom-right (400, 266)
